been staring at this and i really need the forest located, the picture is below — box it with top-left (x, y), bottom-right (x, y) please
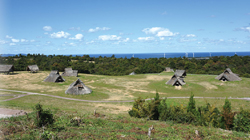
top-left (0, 54), bottom-right (250, 77)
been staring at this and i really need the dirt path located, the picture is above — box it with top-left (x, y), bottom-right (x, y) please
top-left (1, 89), bottom-right (250, 103)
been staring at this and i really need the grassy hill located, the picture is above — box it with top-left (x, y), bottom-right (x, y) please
top-left (0, 71), bottom-right (250, 139)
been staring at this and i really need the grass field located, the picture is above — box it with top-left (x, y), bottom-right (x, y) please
top-left (0, 71), bottom-right (250, 139)
top-left (0, 71), bottom-right (250, 113)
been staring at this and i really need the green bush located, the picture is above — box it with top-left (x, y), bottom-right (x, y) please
top-left (34, 103), bottom-right (54, 127)
top-left (233, 108), bottom-right (250, 132)
top-left (128, 92), bottom-right (161, 120)
top-left (220, 98), bottom-right (235, 130)
top-left (197, 103), bottom-right (220, 127)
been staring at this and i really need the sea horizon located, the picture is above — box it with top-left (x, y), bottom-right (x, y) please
top-left (1, 51), bottom-right (250, 59)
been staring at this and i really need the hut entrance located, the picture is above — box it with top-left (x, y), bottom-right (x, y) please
top-left (220, 76), bottom-right (228, 81)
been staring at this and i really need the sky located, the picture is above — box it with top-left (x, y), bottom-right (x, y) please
top-left (0, 0), bottom-right (250, 55)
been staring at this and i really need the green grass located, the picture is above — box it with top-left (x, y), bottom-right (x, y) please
top-left (1, 107), bottom-right (249, 139)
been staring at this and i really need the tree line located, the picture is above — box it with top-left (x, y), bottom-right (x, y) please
top-left (0, 53), bottom-right (250, 77)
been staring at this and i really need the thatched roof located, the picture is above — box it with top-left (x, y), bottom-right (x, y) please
top-left (65, 79), bottom-right (92, 95)
top-left (175, 70), bottom-right (186, 77)
top-left (44, 73), bottom-right (65, 82)
top-left (166, 76), bottom-right (186, 86)
top-left (215, 68), bottom-right (241, 81)
top-left (27, 65), bottom-right (39, 72)
top-left (50, 70), bottom-right (59, 75)
top-left (165, 67), bottom-right (174, 72)
top-left (0, 65), bottom-right (14, 73)
top-left (129, 71), bottom-right (136, 75)
top-left (61, 68), bottom-right (78, 77)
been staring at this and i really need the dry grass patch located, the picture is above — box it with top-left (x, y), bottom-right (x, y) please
top-left (94, 103), bottom-right (131, 114)
top-left (145, 75), bottom-right (171, 81)
top-left (197, 82), bottom-right (218, 90)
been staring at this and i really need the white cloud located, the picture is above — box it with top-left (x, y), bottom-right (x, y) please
top-left (239, 26), bottom-right (250, 32)
top-left (69, 43), bottom-right (76, 46)
top-left (142, 27), bottom-right (178, 37)
top-left (159, 37), bottom-right (165, 40)
top-left (68, 27), bottom-right (81, 31)
top-left (98, 35), bottom-right (121, 41)
top-left (186, 34), bottom-right (196, 37)
top-left (50, 31), bottom-right (70, 38)
top-left (5, 35), bottom-right (12, 39)
top-left (43, 26), bottom-right (52, 31)
top-left (69, 34), bottom-right (83, 40)
top-left (0, 40), bottom-right (8, 44)
top-left (138, 37), bottom-right (155, 41)
top-left (11, 39), bottom-right (19, 42)
top-left (89, 27), bottom-right (110, 33)
top-left (21, 39), bottom-right (29, 42)
top-left (178, 38), bottom-right (197, 42)
top-left (123, 38), bottom-right (130, 42)
top-left (30, 40), bottom-right (35, 42)
top-left (86, 40), bottom-right (95, 44)
top-left (9, 43), bottom-right (16, 46)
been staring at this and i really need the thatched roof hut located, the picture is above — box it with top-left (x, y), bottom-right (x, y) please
top-left (44, 73), bottom-right (65, 82)
top-left (165, 67), bottom-right (174, 72)
top-left (166, 75), bottom-right (186, 86)
top-left (129, 71), bottom-right (136, 75)
top-left (175, 70), bottom-right (186, 77)
top-left (215, 68), bottom-right (241, 81)
top-left (61, 68), bottom-right (78, 77)
top-left (50, 70), bottom-right (59, 75)
top-left (65, 79), bottom-right (92, 95)
top-left (0, 64), bottom-right (14, 74)
top-left (27, 65), bottom-right (39, 73)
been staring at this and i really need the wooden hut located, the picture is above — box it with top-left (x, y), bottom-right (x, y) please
top-left (44, 70), bottom-right (65, 82)
top-left (0, 64), bottom-right (14, 74)
top-left (129, 71), bottom-right (136, 75)
top-left (50, 70), bottom-right (59, 75)
top-left (27, 65), bottom-right (39, 73)
top-left (165, 67), bottom-right (174, 72)
top-left (215, 68), bottom-right (241, 81)
top-left (61, 68), bottom-right (78, 77)
top-left (175, 70), bottom-right (186, 78)
top-left (65, 79), bottom-right (92, 95)
top-left (166, 74), bottom-right (186, 86)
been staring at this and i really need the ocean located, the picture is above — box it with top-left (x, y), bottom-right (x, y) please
top-left (81, 52), bottom-right (250, 59)
top-left (1, 52), bottom-right (250, 59)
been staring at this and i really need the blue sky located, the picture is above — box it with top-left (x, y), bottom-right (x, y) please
top-left (0, 0), bottom-right (250, 54)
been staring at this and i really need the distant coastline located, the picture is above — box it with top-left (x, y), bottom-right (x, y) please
top-left (1, 52), bottom-right (250, 59)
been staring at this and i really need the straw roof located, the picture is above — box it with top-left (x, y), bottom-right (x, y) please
top-left (215, 68), bottom-right (241, 81)
top-left (44, 73), bottom-right (65, 82)
top-left (166, 76), bottom-right (186, 86)
top-left (61, 68), bottom-right (78, 77)
top-left (165, 67), bottom-right (174, 72)
top-left (27, 65), bottom-right (39, 73)
top-left (65, 79), bottom-right (92, 95)
top-left (175, 70), bottom-right (186, 77)
top-left (129, 71), bottom-right (136, 75)
top-left (0, 64), bottom-right (14, 74)
top-left (50, 70), bottom-right (59, 75)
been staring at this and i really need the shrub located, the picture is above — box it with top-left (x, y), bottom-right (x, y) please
top-left (158, 99), bottom-right (168, 121)
top-left (128, 91), bottom-right (161, 120)
top-left (220, 98), bottom-right (235, 130)
top-left (233, 108), bottom-right (250, 132)
top-left (197, 103), bottom-right (220, 127)
top-left (187, 93), bottom-right (197, 115)
top-left (34, 103), bottom-right (54, 127)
